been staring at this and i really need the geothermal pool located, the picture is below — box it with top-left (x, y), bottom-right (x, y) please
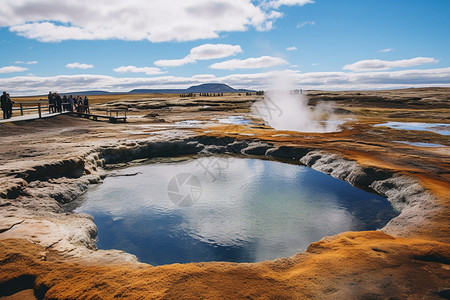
top-left (375, 122), bottom-right (450, 136)
top-left (69, 157), bottom-right (398, 265)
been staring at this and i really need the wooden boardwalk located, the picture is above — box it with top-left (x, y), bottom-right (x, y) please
top-left (70, 111), bottom-right (127, 123)
top-left (0, 110), bottom-right (127, 124)
top-left (1, 103), bottom-right (127, 124)
top-left (0, 111), bottom-right (70, 123)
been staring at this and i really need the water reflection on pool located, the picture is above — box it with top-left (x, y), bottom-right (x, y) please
top-left (69, 157), bottom-right (398, 265)
top-left (394, 141), bottom-right (446, 148)
top-left (375, 122), bottom-right (450, 135)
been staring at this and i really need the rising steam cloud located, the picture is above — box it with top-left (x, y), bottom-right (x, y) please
top-left (251, 89), bottom-right (341, 133)
top-left (251, 73), bottom-right (342, 132)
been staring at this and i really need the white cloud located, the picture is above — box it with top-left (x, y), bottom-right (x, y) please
top-left (10, 22), bottom-right (96, 43)
top-left (210, 56), bottom-right (289, 70)
top-left (155, 44), bottom-right (242, 67)
top-left (311, 63), bottom-right (319, 66)
top-left (286, 46), bottom-right (297, 51)
top-left (192, 74), bottom-right (217, 81)
top-left (343, 57), bottom-right (439, 71)
top-left (266, 0), bottom-right (314, 9)
top-left (0, 66), bottom-right (28, 73)
top-left (66, 62), bottom-right (94, 69)
top-left (189, 44), bottom-right (242, 60)
top-left (113, 66), bottom-right (166, 75)
top-left (379, 48), bottom-right (394, 53)
top-left (154, 58), bottom-right (195, 68)
top-left (0, 0), bottom-right (294, 42)
top-left (1, 67), bottom-right (450, 95)
top-left (296, 21), bottom-right (315, 28)
top-left (14, 60), bottom-right (38, 64)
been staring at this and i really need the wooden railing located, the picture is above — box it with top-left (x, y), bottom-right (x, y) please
top-left (107, 108), bottom-right (127, 119)
top-left (10, 101), bottom-right (126, 122)
top-left (12, 101), bottom-right (75, 118)
top-left (11, 101), bottom-right (49, 118)
top-left (70, 108), bottom-right (127, 123)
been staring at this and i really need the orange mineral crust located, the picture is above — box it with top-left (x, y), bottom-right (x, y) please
top-left (0, 88), bottom-right (449, 299)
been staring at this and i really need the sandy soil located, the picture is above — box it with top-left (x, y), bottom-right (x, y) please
top-left (0, 88), bottom-right (449, 299)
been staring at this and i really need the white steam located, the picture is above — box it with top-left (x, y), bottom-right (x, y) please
top-left (251, 89), bottom-right (341, 133)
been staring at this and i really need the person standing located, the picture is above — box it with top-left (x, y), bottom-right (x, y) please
top-left (62, 95), bottom-right (68, 111)
top-left (1, 91), bottom-right (7, 119)
top-left (77, 96), bottom-right (83, 112)
top-left (55, 93), bottom-right (62, 113)
top-left (84, 96), bottom-right (90, 113)
top-left (48, 91), bottom-right (54, 113)
top-left (68, 95), bottom-right (74, 112)
top-left (6, 93), bottom-right (13, 118)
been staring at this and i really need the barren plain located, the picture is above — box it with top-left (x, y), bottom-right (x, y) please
top-left (0, 88), bottom-right (449, 299)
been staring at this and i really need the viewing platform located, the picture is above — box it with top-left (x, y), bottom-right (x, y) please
top-left (0, 102), bottom-right (127, 123)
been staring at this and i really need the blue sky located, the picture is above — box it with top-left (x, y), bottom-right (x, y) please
top-left (0, 0), bottom-right (449, 95)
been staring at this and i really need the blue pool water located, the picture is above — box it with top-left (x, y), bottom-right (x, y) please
top-left (69, 157), bottom-right (398, 265)
top-left (375, 122), bottom-right (450, 135)
top-left (394, 141), bottom-right (446, 148)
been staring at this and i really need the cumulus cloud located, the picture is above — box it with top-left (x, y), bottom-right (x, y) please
top-left (0, 66), bottom-right (28, 73)
top-left (113, 66), bottom-right (166, 75)
top-left (343, 57), bottom-right (439, 71)
top-left (0, 0), bottom-right (294, 42)
top-left (189, 44), bottom-right (243, 60)
top-left (192, 74), bottom-right (217, 81)
top-left (265, 0), bottom-right (314, 9)
top-left (14, 60), bottom-right (38, 64)
top-left (286, 46), bottom-right (297, 51)
top-left (296, 21), bottom-right (315, 28)
top-left (154, 58), bottom-right (195, 68)
top-left (1, 67), bottom-right (450, 95)
top-left (210, 56), bottom-right (289, 70)
top-left (66, 62), bottom-right (94, 69)
top-left (155, 44), bottom-right (242, 67)
top-left (379, 48), bottom-right (393, 53)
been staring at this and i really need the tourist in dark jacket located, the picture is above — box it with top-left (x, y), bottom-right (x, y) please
top-left (55, 93), bottom-right (62, 113)
top-left (84, 96), bottom-right (90, 113)
top-left (6, 94), bottom-right (13, 118)
top-left (62, 95), bottom-right (68, 111)
top-left (68, 95), bottom-right (74, 112)
top-left (48, 91), bottom-right (55, 113)
top-left (1, 91), bottom-right (7, 119)
top-left (76, 96), bottom-right (83, 112)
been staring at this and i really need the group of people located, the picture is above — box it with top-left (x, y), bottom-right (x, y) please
top-left (48, 91), bottom-right (89, 113)
top-left (178, 93), bottom-right (226, 97)
top-left (1, 91), bottom-right (13, 119)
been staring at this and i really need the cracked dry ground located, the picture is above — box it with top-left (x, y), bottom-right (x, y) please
top-left (0, 88), bottom-right (449, 299)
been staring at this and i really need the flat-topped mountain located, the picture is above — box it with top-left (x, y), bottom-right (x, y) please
top-left (185, 83), bottom-right (253, 93)
top-left (40, 83), bottom-right (254, 97)
top-left (130, 83), bottom-right (255, 94)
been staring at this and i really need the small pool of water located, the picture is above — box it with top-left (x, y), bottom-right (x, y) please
top-left (68, 157), bottom-right (398, 265)
top-left (394, 141), bottom-right (446, 148)
top-left (375, 122), bottom-right (450, 135)
top-left (216, 115), bottom-right (250, 125)
top-left (175, 120), bottom-right (205, 126)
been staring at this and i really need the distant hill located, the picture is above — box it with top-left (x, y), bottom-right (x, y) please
top-left (129, 83), bottom-right (255, 94)
top-left (39, 83), bottom-right (255, 97)
top-left (60, 90), bottom-right (113, 96)
top-left (185, 83), bottom-right (253, 93)
top-left (128, 89), bottom-right (182, 94)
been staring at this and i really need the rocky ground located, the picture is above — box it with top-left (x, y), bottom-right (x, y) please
top-left (0, 88), bottom-right (449, 299)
